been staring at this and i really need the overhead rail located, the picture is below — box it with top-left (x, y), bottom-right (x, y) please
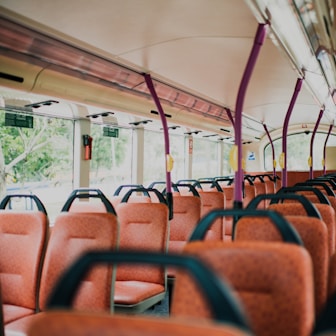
top-left (280, 78), bottom-right (304, 187)
top-left (0, 16), bottom-right (237, 130)
top-left (233, 22), bottom-right (268, 207)
top-left (309, 109), bottom-right (324, 179)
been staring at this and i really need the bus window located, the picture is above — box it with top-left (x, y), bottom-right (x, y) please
top-left (192, 137), bottom-right (219, 178)
top-left (0, 110), bottom-right (74, 223)
top-left (264, 132), bottom-right (336, 171)
top-left (143, 130), bottom-right (185, 186)
top-left (90, 124), bottom-right (133, 196)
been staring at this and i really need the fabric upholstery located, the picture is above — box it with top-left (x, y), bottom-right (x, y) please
top-left (5, 211), bottom-right (119, 335)
top-left (171, 241), bottom-right (314, 336)
top-left (114, 203), bottom-right (168, 307)
top-left (26, 311), bottom-right (251, 336)
top-left (0, 211), bottom-right (48, 324)
top-left (235, 214), bottom-right (328, 315)
top-left (198, 190), bottom-right (225, 241)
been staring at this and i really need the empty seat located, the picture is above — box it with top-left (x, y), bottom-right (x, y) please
top-left (114, 188), bottom-right (169, 313)
top-left (0, 194), bottom-right (48, 325)
top-left (26, 250), bottom-right (251, 336)
top-left (111, 184), bottom-right (151, 208)
top-left (247, 194), bottom-right (330, 315)
top-left (0, 282), bottom-right (4, 336)
top-left (65, 188), bottom-right (118, 213)
top-left (5, 208), bottom-right (119, 335)
top-left (172, 240), bottom-right (314, 336)
top-left (27, 313), bottom-right (251, 336)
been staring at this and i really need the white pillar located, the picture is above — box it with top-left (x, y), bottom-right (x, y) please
top-left (131, 127), bottom-right (144, 185)
top-left (73, 118), bottom-right (91, 189)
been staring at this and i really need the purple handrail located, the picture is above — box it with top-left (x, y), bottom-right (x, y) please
top-left (225, 107), bottom-right (235, 127)
top-left (281, 78), bottom-right (303, 187)
top-left (234, 23), bottom-right (268, 207)
top-left (144, 73), bottom-right (173, 217)
top-left (263, 123), bottom-right (276, 179)
top-left (323, 124), bottom-right (334, 175)
top-left (309, 109), bottom-right (324, 179)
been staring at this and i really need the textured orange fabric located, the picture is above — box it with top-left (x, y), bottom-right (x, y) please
top-left (242, 184), bottom-right (256, 208)
top-left (114, 203), bottom-right (168, 306)
top-left (0, 284), bottom-right (4, 336)
top-left (115, 203), bottom-right (169, 284)
top-left (252, 181), bottom-right (266, 208)
top-left (167, 195), bottom-right (201, 278)
top-left (38, 212), bottom-right (119, 311)
top-left (198, 191), bottom-right (225, 241)
top-left (114, 281), bottom-right (164, 304)
top-left (269, 202), bottom-right (335, 257)
top-left (5, 211), bottom-right (119, 335)
top-left (0, 211), bottom-right (48, 324)
top-left (235, 214), bottom-right (328, 315)
top-left (172, 241), bottom-right (314, 336)
top-left (168, 195), bottom-right (201, 248)
top-left (328, 252), bottom-right (336, 298)
top-left (221, 185), bottom-right (234, 240)
top-left (26, 311), bottom-right (251, 336)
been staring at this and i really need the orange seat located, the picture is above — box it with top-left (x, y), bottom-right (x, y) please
top-left (5, 210), bottom-right (119, 335)
top-left (0, 196), bottom-right (48, 325)
top-left (236, 214), bottom-right (329, 316)
top-left (172, 241), bottom-right (314, 336)
top-left (65, 188), bottom-right (119, 213)
top-left (111, 184), bottom-right (151, 208)
top-left (27, 312), bottom-right (251, 336)
top-left (26, 250), bottom-right (251, 336)
top-left (168, 193), bottom-right (201, 255)
top-left (114, 199), bottom-right (169, 313)
top-left (198, 190), bottom-right (225, 241)
top-left (0, 282), bottom-right (5, 336)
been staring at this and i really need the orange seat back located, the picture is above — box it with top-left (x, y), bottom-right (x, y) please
top-left (235, 214), bottom-right (329, 315)
top-left (198, 190), bottom-right (225, 241)
top-left (38, 212), bottom-right (119, 312)
top-left (27, 311), bottom-right (250, 336)
top-left (115, 202), bottom-right (169, 284)
top-left (0, 210), bottom-right (48, 322)
top-left (168, 194), bottom-right (201, 254)
top-left (172, 241), bottom-right (314, 336)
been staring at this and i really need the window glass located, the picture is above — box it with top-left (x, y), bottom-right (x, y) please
top-left (90, 125), bottom-right (132, 196)
top-left (0, 110), bottom-right (73, 223)
top-left (192, 137), bottom-right (218, 178)
top-left (143, 130), bottom-right (185, 186)
top-left (264, 132), bottom-right (336, 171)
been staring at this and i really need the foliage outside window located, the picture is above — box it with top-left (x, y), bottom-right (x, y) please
top-left (0, 110), bottom-right (73, 222)
top-left (192, 137), bottom-right (219, 178)
top-left (90, 124), bottom-right (132, 196)
top-left (143, 130), bottom-right (185, 186)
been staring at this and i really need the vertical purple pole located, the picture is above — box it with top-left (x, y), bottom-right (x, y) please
top-left (144, 73), bottom-right (173, 218)
top-left (309, 109), bottom-right (324, 179)
top-left (263, 123), bottom-right (276, 179)
top-left (323, 124), bottom-right (333, 175)
top-left (234, 23), bottom-right (268, 208)
top-left (225, 107), bottom-right (235, 127)
top-left (281, 78), bottom-right (303, 187)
